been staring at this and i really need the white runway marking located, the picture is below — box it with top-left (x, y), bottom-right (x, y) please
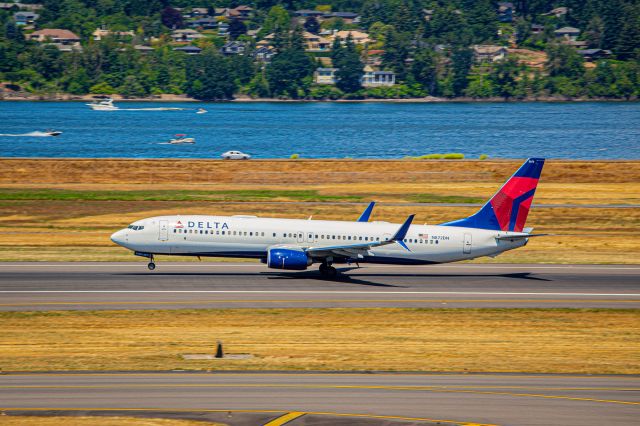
top-left (1, 291), bottom-right (639, 297)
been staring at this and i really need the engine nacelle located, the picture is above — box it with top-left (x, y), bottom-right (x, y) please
top-left (267, 247), bottom-right (311, 270)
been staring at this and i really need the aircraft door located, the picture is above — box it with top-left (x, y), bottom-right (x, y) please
top-left (307, 232), bottom-right (315, 243)
top-left (297, 231), bottom-right (305, 243)
top-left (159, 220), bottom-right (169, 241)
top-left (463, 233), bottom-right (472, 254)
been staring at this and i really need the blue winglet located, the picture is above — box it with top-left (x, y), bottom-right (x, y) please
top-left (391, 214), bottom-right (415, 248)
top-left (357, 201), bottom-right (375, 222)
top-left (396, 240), bottom-right (411, 252)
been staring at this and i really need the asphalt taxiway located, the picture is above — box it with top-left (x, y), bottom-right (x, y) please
top-left (0, 262), bottom-right (638, 310)
top-left (1, 372), bottom-right (639, 426)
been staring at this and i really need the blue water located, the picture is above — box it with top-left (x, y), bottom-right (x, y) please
top-left (1, 101), bottom-right (639, 159)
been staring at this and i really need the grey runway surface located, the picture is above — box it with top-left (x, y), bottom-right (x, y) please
top-left (0, 263), bottom-right (639, 310)
top-left (1, 372), bottom-right (639, 426)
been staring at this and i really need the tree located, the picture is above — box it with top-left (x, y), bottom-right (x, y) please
top-left (546, 43), bottom-right (584, 79)
top-left (615, 4), bottom-right (640, 60)
top-left (226, 18), bottom-right (246, 40)
top-left (304, 16), bottom-right (320, 34)
top-left (266, 27), bottom-right (315, 98)
top-left (161, 7), bottom-right (183, 29)
top-left (119, 75), bottom-right (147, 98)
top-left (4, 20), bottom-right (24, 43)
top-left (334, 35), bottom-right (364, 93)
top-left (412, 48), bottom-right (438, 94)
top-left (450, 47), bottom-right (473, 97)
top-left (185, 49), bottom-right (236, 100)
top-left (488, 58), bottom-right (521, 98)
top-left (381, 28), bottom-right (410, 80)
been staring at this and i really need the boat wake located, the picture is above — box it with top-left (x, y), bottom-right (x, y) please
top-left (118, 107), bottom-right (186, 111)
top-left (0, 131), bottom-right (55, 137)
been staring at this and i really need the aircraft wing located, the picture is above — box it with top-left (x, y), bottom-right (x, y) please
top-left (306, 215), bottom-right (415, 259)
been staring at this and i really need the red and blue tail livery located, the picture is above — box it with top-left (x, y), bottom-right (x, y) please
top-left (442, 158), bottom-right (545, 232)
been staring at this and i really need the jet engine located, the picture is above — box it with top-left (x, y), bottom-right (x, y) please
top-left (267, 247), bottom-right (311, 270)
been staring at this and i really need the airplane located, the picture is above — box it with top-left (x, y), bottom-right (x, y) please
top-left (110, 158), bottom-right (545, 278)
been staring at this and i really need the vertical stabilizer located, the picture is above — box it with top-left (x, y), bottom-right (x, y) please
top-left (441, 158), bottom-right (545, 232)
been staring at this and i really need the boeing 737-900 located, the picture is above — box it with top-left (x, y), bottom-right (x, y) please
top-left (110, 158), bottom-right (545, 278)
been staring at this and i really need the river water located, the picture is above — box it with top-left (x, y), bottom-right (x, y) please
top-left (1, 101), bottom-right (638, 159)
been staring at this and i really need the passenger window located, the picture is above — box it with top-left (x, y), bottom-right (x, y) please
top-left (273, 233), bottom-right (276, 237)
top-left (376, 237), bottom-right (380, 241)
top-left (261, 232), bottom-right (265, 236)
top-left (250, 232), bottom-right (253, 236)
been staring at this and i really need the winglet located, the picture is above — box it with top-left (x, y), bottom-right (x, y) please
top-left (357, 202), bottom-right (375, 222)
top-left (391, 215), bottom-right (414, 251)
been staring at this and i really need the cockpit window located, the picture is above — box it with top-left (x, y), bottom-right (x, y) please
top-left (127, 225), bottom-right (144, 231)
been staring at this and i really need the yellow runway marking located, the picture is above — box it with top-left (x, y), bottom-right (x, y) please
top-left (263, 411), bottom-right (305, 426)
top-left (2, 383), bottom-right (638, 406)
top-left (0, 407), bottom-right (489, 426)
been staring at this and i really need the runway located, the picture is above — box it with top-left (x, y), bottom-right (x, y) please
top-left (1, 372), bottom-right (639, 425)
top-left (0, 263), bottom-right (638, 310)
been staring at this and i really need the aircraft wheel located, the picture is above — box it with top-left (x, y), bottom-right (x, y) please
top-left (326, 266), bottom-right (337, 279)
top-left (148, 262), bottom-right (156, 271)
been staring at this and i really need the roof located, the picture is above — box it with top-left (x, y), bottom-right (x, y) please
top-left (14, 11), bottom-right (38, 17)
top-left (367, 49), bottom-right (384, 55)
top-left (30, 29), bottom-right (80, 40)
top-left (172, 29), bottom-right (201, 34)
top-left (330, 12), bottom-right (359, 18)
top-left (223, 41), bottom-right (246, 47)
top-left (473, 45), bottom-right (507, 54)
top-left (316, 67), bottom-right (337, 72)
top-left (577, 49), bottom-right (611, 55)
top-left (134, 45), bottom-right (154, 51)
top-left (174, 46), bottom-right (202, 52)
top-left (555, 26), bottom-right (580, 34)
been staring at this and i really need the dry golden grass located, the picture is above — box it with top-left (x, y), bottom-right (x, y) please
top-left (1, 159), bottom-right (638, 263)
top-left (0, 416), bottom-right (225, 426)
top-left (1, 308), bottom-right (638, 374)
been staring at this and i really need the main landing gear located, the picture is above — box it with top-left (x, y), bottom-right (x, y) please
top-left (147, 254), bottom-right (156, 271)
top-left (319, 262), bottom-right (337, 279)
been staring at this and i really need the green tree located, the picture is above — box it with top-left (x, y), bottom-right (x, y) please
top-left (615, 4), bottom-right (640, 60)
top-left (185, 49), bottom-right (236, 100)
top-left (450, 47), bottom-right (473, 97)
top-left (381, 28), bottom-right (410, 80)
top-left (546, 43), bottom-right (585, 79)
top-left (266, 27), bottom-right (315, 98)
top-left (119, 75), bottom-right (147, 98)
top-left (247, 70), bottom-right (270, 98)
top-left (304, 16), bottom-right (320, 34)
top-left (334, 35), bottom-right (363, 93)
top-left (489, 58), bottom-right (521, 98)
top-left (411, 48), bottom-right (438, 94)
top-left (228, 19), bottom-right (247, 40)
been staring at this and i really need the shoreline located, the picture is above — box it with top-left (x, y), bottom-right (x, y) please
top-left (1, 93), bottom-right (637, 103)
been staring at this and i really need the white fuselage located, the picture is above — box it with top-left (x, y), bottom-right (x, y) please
top-left (110, 215), bottom-right (528, 265)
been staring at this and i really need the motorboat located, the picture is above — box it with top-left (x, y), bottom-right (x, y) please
top-left (87, 97), bottom-right (118, 111)
top-left (168, 134), bottom-right (195, 144)
top-left (196, 108), bottom-right (208, 114)
top-left (45, 129), bottom-right (62, 136)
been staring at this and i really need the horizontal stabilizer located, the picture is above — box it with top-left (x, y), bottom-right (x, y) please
top-left (495, 233), bottom-right (548, 240)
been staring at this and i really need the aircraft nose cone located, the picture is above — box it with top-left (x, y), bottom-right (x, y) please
top-left (110, 229), bottom-right (126, 245)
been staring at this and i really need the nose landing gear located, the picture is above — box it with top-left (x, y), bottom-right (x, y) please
top-left (147, 254), bottom-right (155, 271)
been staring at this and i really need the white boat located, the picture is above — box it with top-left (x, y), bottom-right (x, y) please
top-left (45, 130), bottom-right (62, 136)
top-left (196, 108), bottom-right (208, 114)
top-left (168, 134), bottom-right (195, 144)
top-left (87, 98), bottom-right (118, 111)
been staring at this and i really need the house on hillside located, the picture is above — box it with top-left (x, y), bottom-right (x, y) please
top-left (14, 11), bottom-right (38, 25)
top-left (365, 49), bottom-right (384, 66)
top-left (498, 2), bottom-right (514, 23)
top-left (92, 28), bottom-right (134, 41)
top-left (544, 7), bottom-right (568, 18)
top-left (577, 48), bottom-right (612, 61)
top-left (171, 29), bottom-right (204, 42)
top-left (182, 7), bottom-right (209, 19)
top-left (303, 32), bottom-right (331, 51)
top-left (327, 12), bottom-right (359, 23)
top-left (0, 2), bottom-right (42, 11)
top-left (221, 41), bottom-right (246, 55)
top-left (251, 46), bottom-right (275, 63)
top-left (173, 45), bottom-right (202, 55)
top-left (133, 45), bottom-right (154, 54)
top-left (554, 26), bottom-right (580, 41)
top-left (361, 66), bottom-right (395, 87)
top-left (472, 45), bottom-right (508, 62)
top-left (295, 10), bottom-right (325, 18)
top-left (227, 5), bottom-right (253, 20)
top-left (331, 30), bottom-right (372, 45)
top-left (314, 68), bottom-right (337, 84)
top-left (28, 28), bottom-right (81, 51)
top-left (218, 22), bottom-right (229, 36)
top-left (530, 24), bottom-right (544, 35)
top-left (188, 18), bottom-right (218, 30)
